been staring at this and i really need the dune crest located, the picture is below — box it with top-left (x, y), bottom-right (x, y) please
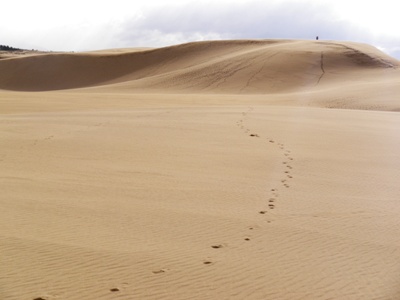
top-left (0, 39), bottom-right (398, 93)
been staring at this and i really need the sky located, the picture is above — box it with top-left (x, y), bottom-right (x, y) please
top-left (2, 0), bottom-right (400, 59)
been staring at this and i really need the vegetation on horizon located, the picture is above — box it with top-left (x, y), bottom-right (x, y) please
top-left (0, 45), bottom-right (23, 51)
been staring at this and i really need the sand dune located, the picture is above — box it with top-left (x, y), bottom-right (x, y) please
top-left (1, 40), bottom-right (400, 300)
top-left (0, 39), bottom-right (398, 93)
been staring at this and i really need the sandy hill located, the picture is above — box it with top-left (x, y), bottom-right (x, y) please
top-left (0, 39), bottom-right (398, 93)
top-left (1, 40), bottom-right (400, 300)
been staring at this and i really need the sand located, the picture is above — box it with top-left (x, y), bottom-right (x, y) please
top-left (1, 39), bottom-right (400, 300)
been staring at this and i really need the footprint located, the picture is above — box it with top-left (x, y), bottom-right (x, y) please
top-left (287, 175), bottom-right (293, 179)
top-left (244, 238), bottom-right (251, 241)
top-left (203, 261), bottom-right (213, 265)
top-left (269, 140), bottom-right (275, 143)
top-left (259, 211), bottom-right (267, 214)
top-left (152, 269), bottom-right (167, 274)
top-left (250, 134), bottom-right (259, 137)
top-left (110, 288), bottom-right (120, 292)
top-left (33, 298), bottom-right (46, 300)
top-left (269, 204), bottom-right (275, 209)
top-left (211, 245), bottom-right (223, 249)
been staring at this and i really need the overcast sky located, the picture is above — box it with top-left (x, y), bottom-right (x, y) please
top-left (2, 0), bottom-right (400, 58)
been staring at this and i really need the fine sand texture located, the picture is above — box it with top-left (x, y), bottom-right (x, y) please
top-left (1, 40), bottom-right (400, 300)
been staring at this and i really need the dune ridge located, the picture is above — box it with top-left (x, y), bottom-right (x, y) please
top-left (0, 39), bottom-right (398, 93)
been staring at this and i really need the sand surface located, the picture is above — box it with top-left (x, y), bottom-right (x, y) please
top-left (1, 40), bottom-right (400, 299)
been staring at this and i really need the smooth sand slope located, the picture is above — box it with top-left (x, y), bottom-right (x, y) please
top-left (1, 40), bottom-right (400, 300)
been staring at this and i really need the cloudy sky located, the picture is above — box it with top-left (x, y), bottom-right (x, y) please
top-left (2, 0), bottom-right (400, 58)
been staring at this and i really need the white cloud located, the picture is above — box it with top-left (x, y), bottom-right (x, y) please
top-left (118, 1), bottom-right (358, 45)
top-left (1, 0), bottom-right (400, 58)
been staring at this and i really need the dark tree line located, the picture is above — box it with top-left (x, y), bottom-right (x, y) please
top-left (0, 45), bottom-right (22, 51)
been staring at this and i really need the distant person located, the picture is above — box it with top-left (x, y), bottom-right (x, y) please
top-left (316, 36), bottom-right (319, 40)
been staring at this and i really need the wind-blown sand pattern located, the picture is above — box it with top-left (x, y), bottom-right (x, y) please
top-left (1, 39), bottom-right (400, 299)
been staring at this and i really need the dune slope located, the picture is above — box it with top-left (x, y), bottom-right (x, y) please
top-left (1, 40), bottom-right (400, 300)
top-left (0, 39), bottom-right (398, 93)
